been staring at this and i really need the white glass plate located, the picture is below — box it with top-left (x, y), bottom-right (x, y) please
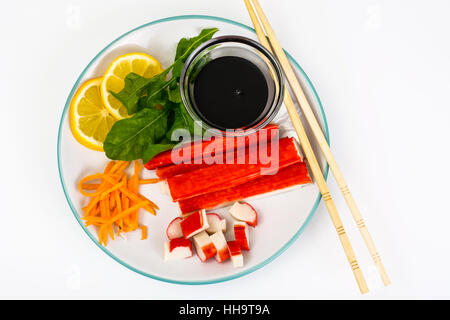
top-left (58, 15), bottom-right (329, 284)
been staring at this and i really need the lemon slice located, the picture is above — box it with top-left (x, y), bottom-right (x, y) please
top-left (100, 52), bottom-right (163, 119)
top-left (70, 78), bottom-right (117, 151)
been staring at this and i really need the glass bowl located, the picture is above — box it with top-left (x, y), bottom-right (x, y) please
top-left (180, 35), bottom-right (285, 136)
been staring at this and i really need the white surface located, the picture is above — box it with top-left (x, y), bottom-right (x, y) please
top-left (1, 0), bottom-right (449, 299)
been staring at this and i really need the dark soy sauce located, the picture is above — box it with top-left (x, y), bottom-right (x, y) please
top-left (193, 56), bottom-right (269, 130)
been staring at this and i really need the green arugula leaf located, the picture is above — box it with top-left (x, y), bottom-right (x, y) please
top-left (166, 103), bottom-right (202, 141)
top-left (110, 71), bottom-right (168, 115)
top-left (171, 28), bottom-right (219, 79)
top-left (142, 77), bottom-right (177, 109)
top-left (103, 108), bottom-right (169, 161)
top-left (140, 27), bottom-right (218, 108)
top-left (109, 28), bottom-right (218, 117)
top-left (156, 136), bottom-right (172, 144)
top-left (174, 28), bottom-right (219, 61)
top-left (104, 27), bottom-right (219, 161)
top-left (167, 84), bottom-right (182, 103)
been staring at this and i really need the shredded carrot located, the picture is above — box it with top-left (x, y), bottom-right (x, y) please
top-left (107, 202), bottom-right (147, 223)
top-left (104, 160), bottom-right (116, 174)
top-left (113, 190), bottom-right (123, 230)
top-left (112, 161), bottom-right (130, 176)
top-left (131, 163), bottom-right (142, 229)
top-left (83, 196), bottom-right (101, 216)
top-left (120, 186), bottom-right (156, 215)
top-left (99, 225), bottom-right (107, 246)
top-left (78, 160), bottom-right (157, 246)
top-left (122, 190), bottom-right (130, 211)
top-left (100, 173), bottom-right (123, 185)
top-left (82, 174), bottom-right (123, 215)
top-left (100, 179), bottom-right (126, 200)
top-left (78, 174), bottom-right (105, 197)
top-left (104, 195), bottom-right (111, 219)
top-left (108, 224), bottom-right (115, 240)
top-left (139, 178), bottom-right (158, 185)
top-left (137, 193), bottom-right (159, 210)
top-left (139, 225), bottom-right (148, 240)
top-left (100, 197), bottom-right (107, 219)
top-left (134, 160), bottom-right (142, 177)
top-left (109, 194), bottom-right (116, 210)
top-left (108, 161), bottom-right (125, 175)
top-left (82, 183), bottom-right (100, 190)
top-left (131, 161), bottom-right (141, 226)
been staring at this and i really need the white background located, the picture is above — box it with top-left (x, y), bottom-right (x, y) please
top-left (1, 0), bottom-right (449, 299)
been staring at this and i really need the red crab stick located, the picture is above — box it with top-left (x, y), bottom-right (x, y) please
top-left (156, 163), bottom-right (209, 180)
top-left (145, 124), bottom-right (279, 170)
top-left (155, 140), bottom-right (273, 180)
top-left (166, 137), bottom-right (301, 202)
top-left (155, 131), bottom-right (281, 180)
top-left (178, 162), bottom-right (311, 214)
top-left (155, 143), bottom-right (272, 180)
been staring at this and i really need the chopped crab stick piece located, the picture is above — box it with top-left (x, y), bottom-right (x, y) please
top-left (209, 230), bottom-right (230, 263)
top-left (206, 213), bottom-right (226, 234)
top-left (144, 124), bottom-right (278, 170)
top-left (193, 231), bottom-right (217, 262)
top-left (180, 209), bottom-right (209, 238)
top-left (166, 217), bottom-right (183, 240)
top-left (178, 162), bottom-right (311, 214)
top-left (167, 137), bottom-right (301, 202)
top-left (227, 241), bottom-right (243, 267)
top-left (229, 202), bottom-right (258, 227)
top-left (164, 238), bottom-right (193, 260)
top-left (234, 220), bottom-right (250, 251)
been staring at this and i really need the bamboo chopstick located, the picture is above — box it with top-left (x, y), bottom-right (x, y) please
top-left (245, 0), bottom-right (390, 288)
top-left (243, 0), bottom-right (368, 294)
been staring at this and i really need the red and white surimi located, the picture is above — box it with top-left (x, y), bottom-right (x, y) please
top-left (206, 213), bottom-right (227, 234)
top-left (156, 163), bottom-right (209, 180)
top-left (233, 220), bottom-right (250, 251)
top-left (193, 231), bottom-right (217, 262)
top-left (178, 161), bottom-right (311, 214)
top-left (229, 202), bottom-right (258, 227)
top-left (180, 209), bottom-right (209, 238)
top-left (166, 217), bottom-right (183, 239)
top-left (164, 238), bottom-right (193, 260)
top-left (166, 137), bottom-right (301, 202)
top-left (209, 230), bottom-right (230, 263)
top-left (227, 241), bottom-right (243, 267)
top-left (145, 124), bottom-right (279, 170)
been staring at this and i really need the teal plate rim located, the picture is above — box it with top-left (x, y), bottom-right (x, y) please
top-left (57, 14), bottom-right (330, 285)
